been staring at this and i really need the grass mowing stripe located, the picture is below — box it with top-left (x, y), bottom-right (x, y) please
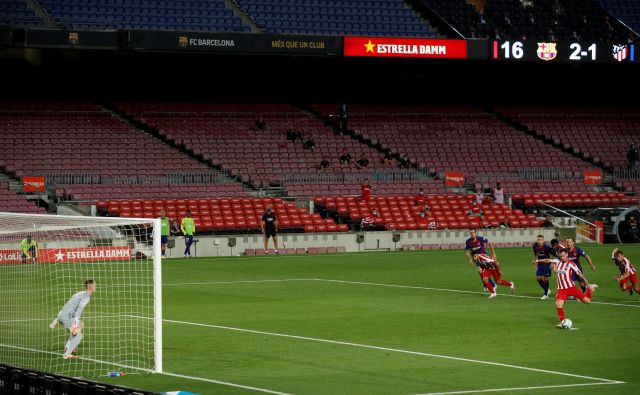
top-left (164, 277), bottom-right (640, 308)
top-left (314, 279), bottom-right (640, 308)
top-left (0, 343), bottom-right (154, 373)
top-left (163, 278), bottom-right (317, 286)
top-left (0, 343), bottom-right (290, 394)
top-left (413, 381), bottom-right (624, 395)
top-left (145, 317), bottom-right (622, 385)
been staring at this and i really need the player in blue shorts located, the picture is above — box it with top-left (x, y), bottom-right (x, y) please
top-left (531, 234), bottom-right (553, 299)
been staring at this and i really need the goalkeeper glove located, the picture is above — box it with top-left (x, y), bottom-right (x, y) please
top-left (70, 319), bottom-right (80, 335)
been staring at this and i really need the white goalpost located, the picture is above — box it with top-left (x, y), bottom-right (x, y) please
top-left (0, 212), bottom-right (162, 377)
top-left (538, 202), bottom-right (603, 244)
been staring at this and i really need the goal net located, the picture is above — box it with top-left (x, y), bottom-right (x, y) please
top-left (0, 212), bottom-right (162, 377)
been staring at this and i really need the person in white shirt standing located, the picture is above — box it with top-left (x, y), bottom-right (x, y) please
top-left (492, 182), bottom-right (505, 205)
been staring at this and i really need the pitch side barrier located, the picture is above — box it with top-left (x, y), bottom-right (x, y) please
top-left (0, 364), bottom-right (157, 395)
top-left (1, 27), bottom-right (637, 64)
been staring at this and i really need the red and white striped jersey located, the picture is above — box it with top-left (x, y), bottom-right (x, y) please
top-left (474, 254), bottom-right (495, 269)
top-left (620, 257), bottom-right (636, 275)
top-left (361, 216), bottom-right (374, 226)
top-left (553, 259), bottom-right (581, 290)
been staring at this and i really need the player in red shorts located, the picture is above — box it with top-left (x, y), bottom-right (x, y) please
top-left (472, 252), bottom-right (515, 299)
top-left (612, 249), bottom-right (640, 295)
top-left (550, 248), bottom-right (597, 328)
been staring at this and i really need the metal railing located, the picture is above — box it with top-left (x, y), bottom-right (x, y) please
top-left (473, 168), bottom-right (574, 183)
top-left (282, 169), bottom-right (432, 184)
top-left (613, 169), bottom-right (640, 180)
top-left (37, 172), bottom-right (234, 186)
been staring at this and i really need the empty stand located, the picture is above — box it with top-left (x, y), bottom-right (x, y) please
top-left (38, 0), bottom-right (249, 31)
top-left (115, 103), bottom-right (390, 189)
top-left (60, 183), bottom-right (248, 201)
top-left (424, 0), bottom-right (631, 41)
top-left (478, 179), bottom-right (599, 194)
top-left (496, 106), bottom-right (640, 170)
top-left (312, 104), bottom-right (594, 178)
top-left (100, 196), bottom-right (348, 234)
top-left (0, 102), bottom-right (245, 201)
top-left (597, 0), bottom-right (640, 36)
top-left (286, 179), bottom-right (445, 197)
top-left (0, 182), bottom-right (47, 214)
top-left (0, 0), bottom-right (43, 26)
top-left (511, 191), bottom-right (638, 208)
top-left (236, 0), bottom-right (436, 37)
top-left (314, 194), bottom-right (542, 230)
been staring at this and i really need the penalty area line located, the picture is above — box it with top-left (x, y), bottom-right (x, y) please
top-left (137, 317), bottom-right (622, 385)
top-left (0, 343), bottom-right (291, 395)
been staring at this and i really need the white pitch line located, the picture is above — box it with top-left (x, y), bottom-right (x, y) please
top-left (0, 343), bottom-right (154, 373)
top-left (159, 371), bottom-right (292, 395)
top-left (154, 317), bottom-right (622, 385)
top-left (413, 381), bottom-right (622, 395)
top-left (313, 278), bottom-right (640, 308)
top-left (164, 278), bottom-right (316, 286)
top-left (164, 277), bottom-right (640, 308)
top-left (0, 343), bottom-right (290, 395)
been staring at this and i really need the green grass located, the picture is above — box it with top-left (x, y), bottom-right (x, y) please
top-left (9, 245), bottom-right (640, 394)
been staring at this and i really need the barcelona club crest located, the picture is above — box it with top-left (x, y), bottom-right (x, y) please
top-left (612, 44), bottom-right (628, 62)
top-left (68, 32), bottom-right (79, 45)
top-left (536, 42), bottom-right (557, 61)
top-left (178, 36), bottom-right (189, 48)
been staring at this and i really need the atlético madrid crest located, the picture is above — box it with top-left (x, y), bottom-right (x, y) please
top-left (612, 44), bottom-right (628, 62)
top-left (536, 42), bottom-right (557, 61)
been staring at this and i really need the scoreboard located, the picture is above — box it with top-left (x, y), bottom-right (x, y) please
top-left (3, 26), bottom-right (639, 64)
top-left (491, 40), bottom-right (635, 63)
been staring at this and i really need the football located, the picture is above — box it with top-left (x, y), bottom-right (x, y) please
top-left (561, 319), bottom-right (573, 329)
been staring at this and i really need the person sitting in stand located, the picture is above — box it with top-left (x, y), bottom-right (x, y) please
top-left (541, 215), bottom-right (554, 228)
top-left (468, 200), bottom-right (484, 218)
top-left (360, 208), bottom-right (380, 231)
top-left (303, 137), bottom-right (315, 150)
top-left (499, 217), bottom-right (511, 228)
top-left (286, 124), bottom-right (296, 141)
top-left (414, 188), bottom-right (426, 206)
top-left (356, 157), bottom-right (369, 169)
top-left (399, 155), bottom-right (411, 169)
top-left (319, 157), bottom-right (330, 170)
top-left (255, 113), bottom-right (266, 131)
top-left (382, 152), bottom-right (394, 166)
top-left (339, 149), bottom-right (352, 165)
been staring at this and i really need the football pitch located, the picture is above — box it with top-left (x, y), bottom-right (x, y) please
top-left (104, 245), bottom-right (639, 394)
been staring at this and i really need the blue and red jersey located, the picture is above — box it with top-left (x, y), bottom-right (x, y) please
top-left (567, 246), bottom-right (588, 271)
top-left (465, 236), bottom-right (489, 255)
top-left (533, 242), bottom-right (553, 262)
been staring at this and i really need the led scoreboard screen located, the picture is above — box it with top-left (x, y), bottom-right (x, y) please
top-left (492, 40), bottom-right (635, 63)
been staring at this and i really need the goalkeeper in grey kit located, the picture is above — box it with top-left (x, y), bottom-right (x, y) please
top-left (49, 279), bottom-right (96, 359)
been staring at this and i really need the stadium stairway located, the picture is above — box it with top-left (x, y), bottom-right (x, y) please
top-left (490, 106), bottom-right (625, 192)
top-left (490, 107), bottom-right (606, 169)
top-left (0, 172), bottom-right (48, 214)
top-left (221, 0), bottom-right (264, 33)
top-left (102, 103), bottom-right (259, 196)
top-left (24, 0), bottom-right (58, 28)
top-left (300, 104), bottom-right (432, 176)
